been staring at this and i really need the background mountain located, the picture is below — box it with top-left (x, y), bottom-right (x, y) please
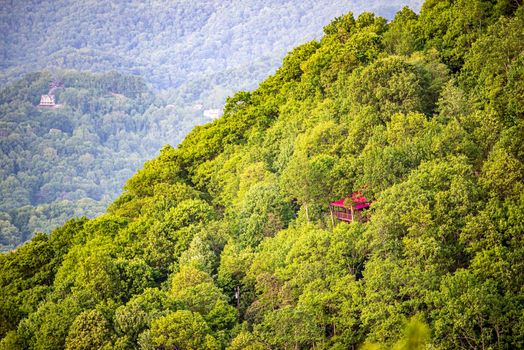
top-left (0, 0), bottom-right (424, 250)
top-left (1, 0), bottom-right (423, 95)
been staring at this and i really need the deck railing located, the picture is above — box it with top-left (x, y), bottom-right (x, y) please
top-left (333, 211), bottom-right (353, 222)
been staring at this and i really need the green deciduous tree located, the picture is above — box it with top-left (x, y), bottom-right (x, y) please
top-left (65, 309), bottom-right (111, 350)
top-left (149, 310), bottom-right (219, 350)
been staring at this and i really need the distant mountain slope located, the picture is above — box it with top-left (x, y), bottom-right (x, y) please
top-left (0, 70), bottom-right (205, 251)
top-left (1, 0), bottom-right (423, 94)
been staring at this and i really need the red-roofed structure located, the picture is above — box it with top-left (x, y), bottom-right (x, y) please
top-left (330, 192), bottom-right (371, 223)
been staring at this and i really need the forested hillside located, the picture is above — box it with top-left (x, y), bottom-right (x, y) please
top-left (0, 70), bottom-right (208, 251)
top-left (1, 0), bottom-right (523, 349)
top-left (0, 0), bottom-right (423, 249)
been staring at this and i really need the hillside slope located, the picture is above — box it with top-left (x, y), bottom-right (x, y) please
top-left (0, 0), bottom-right (424, 249)
top-left (1, 1), bottom-right (523, 349)
top-left (0, 70), bottom-right (205, 250)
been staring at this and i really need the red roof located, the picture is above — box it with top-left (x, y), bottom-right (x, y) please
top-left (330, 192), bottom-right (370, 210)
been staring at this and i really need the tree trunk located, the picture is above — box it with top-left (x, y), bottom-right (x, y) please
top-left (305, 203), bottom-right (310, 223)
top-left (235, 286), bottom-right (240, 321)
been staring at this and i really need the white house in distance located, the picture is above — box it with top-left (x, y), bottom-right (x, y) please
top-left (38, 94), bottom-right (56, 107)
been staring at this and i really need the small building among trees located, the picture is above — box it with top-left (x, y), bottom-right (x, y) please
top-left (330, 192), bottom-right (371, 223)
top-left (38, 94), bottom-right (56, 107)
top-left (38, 80), bottom-right (63, 108)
